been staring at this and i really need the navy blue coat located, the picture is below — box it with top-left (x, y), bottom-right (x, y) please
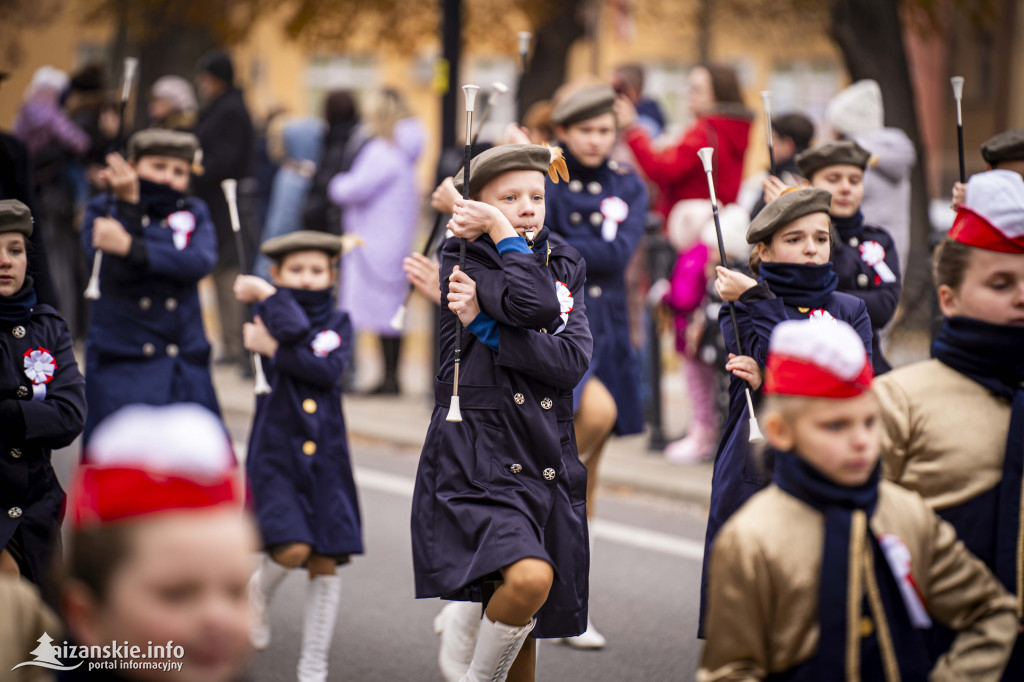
top-left (699, 285), bottom-right (872, 634)
top-left (545, 157), bottom-right (647, 435)
top-left (0, 303), bottom-right (85, 587)
top-left (411, 228), bottom-right (593, 638)
top-left (81, 193), bottom-right (220, 444)
top-left (832, 225), bottom-right (901, 374)
top-left (246, 291), bottom-right (362, 560)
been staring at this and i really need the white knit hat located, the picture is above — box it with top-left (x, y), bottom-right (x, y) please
top-left (26, 66), bottom-right (69, 99)
top-left (151, 75), bottom-right (198, 114)
top-left (827, 80), bottom-right (884, 137)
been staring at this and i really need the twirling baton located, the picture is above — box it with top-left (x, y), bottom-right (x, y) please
top-left (221, 178), bottom-right (271, 396)
top-left (517, 32), bottom-right (532, 74)
top-left (760, 90), bottom-right (776, 177)
top-left (951, 76), bottom-right (966, 183)
top-left (446, 84), bottom-right (480, 423)
top-left (85, 57), bottom-right (138, 301)
top-left (389, 82), bottom-right (507, 331)
top-left (698, 147), bottom-right (764, 443)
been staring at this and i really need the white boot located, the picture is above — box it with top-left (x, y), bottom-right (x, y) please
top-left (248, 555), bottom-right (289, 650)
top-left (558, 534), bottom-right (606, 650)
top-left (297, 574), bottom-right (342, 682)
top-left (434, 601), bottom-right (482, 682)
top-left (459, 615), bottom-right (536, 682)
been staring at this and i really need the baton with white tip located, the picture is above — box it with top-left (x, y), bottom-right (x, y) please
top-left (517, 32), bottom-right (532, 73)
top-left (85, 57), bottom-right (139, 301)
top-left (221, 179), bottom-right (271, 396)
top-left (698, 147), bottom-right (764, 443)
top-left (446, 84), bottom-right (480, 423)
top-left (760, 90), bottom-right (776, 177)
top-left (951, 76), bottom-right (966, 184)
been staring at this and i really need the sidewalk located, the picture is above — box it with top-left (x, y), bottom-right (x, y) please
top-left (212, 364), bottom-right (713, 506)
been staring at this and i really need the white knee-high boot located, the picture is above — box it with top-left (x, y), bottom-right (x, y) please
top-left (297, 574), bottom-right (342, 682)
top-left (458, 615), bottom-right (536, 682)
top-left (434, 601), bottom-right (482, 681)
top-left (560, 533), bottom-right (606, 649)
top-left (249, 554), bottom-right (290, 650)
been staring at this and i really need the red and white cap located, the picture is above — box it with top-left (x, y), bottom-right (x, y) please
top-left (764, 319), bottom-right (873, 398)
top-left (71, 404), bottom-right (240, 529)
top-left (949, 169), bottom-right (1024, 253)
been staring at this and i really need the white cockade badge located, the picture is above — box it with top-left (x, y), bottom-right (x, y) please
top-left (599, 196), bottom-right (629, 242)
top-left (553, 281), bottom-right (574, 335)
top-left (311, 330), bottom-right (342, 357)
top-left (23, 347), bottom-right (57, 401)
top-left (166, 210), bottom-right (197, 251)
top-left (807, 308), bottom-right (836, 322)
top-left (858, 240), bottom-right (897, 283)
top-left (878, 533), bottom-right (932, 628)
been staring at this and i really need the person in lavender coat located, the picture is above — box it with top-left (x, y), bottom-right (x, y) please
top-left (328, 88), bottom-right (424, 394)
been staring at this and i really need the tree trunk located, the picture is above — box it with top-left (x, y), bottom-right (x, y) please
top-left (517, 0), bottom-right (586, 120)
top-left (829, 0), bottom-right (934, 331)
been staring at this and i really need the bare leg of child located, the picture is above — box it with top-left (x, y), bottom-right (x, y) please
top-left (506, 638), bottom-right (537, 682)
top-left (574, 378), bottom-right (618, 518)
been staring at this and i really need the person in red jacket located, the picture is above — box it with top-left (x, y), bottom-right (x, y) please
top-left (614, 64), bottom-right (752, 218)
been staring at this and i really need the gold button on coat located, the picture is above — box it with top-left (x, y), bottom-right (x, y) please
top-left (857, 273), bottom-right (869, 288)
top-left (589, 212), bottom-right (603, 226)
top-left (8, 507), bottom-right (22, 519)
top-left (139, 297), bottom-right (152, 311)
top-left (12, 325), bottom-right (25, 338)
top-left (540, 397), bottom-right (553, 410)
top-left (142, 342), bottom-right (155, 357)
top-left (513, 393), bottom-right (525, 405)
top-left (303, 441), bottom-right (317, 455)
top-left (10, 448), bottom-right (21, 459)
top-left (588, 285), bottom-right (603, 298)
top-left (542, 467), bottom-right (556, 481)
top-left (303, 399), bottom-right (317, 414)
top-left (587, 181), bottom-right (602, 195)
top-left (166, 344), bottom-right (179, 357)
top-left (568, 179), bottom-right (583, 193)
top-left (16, 386), bottom-right (29, 398)
top-left (859, 616), bottom-right (874, 637)
top-left (164, 297), bottom-right (178, 311)
top-left (510, 463), bottom-right (523, 474)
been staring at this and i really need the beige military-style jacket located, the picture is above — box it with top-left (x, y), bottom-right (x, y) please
top-left (874, 359), bottom-right (1011, 511)
top-left (698, 481), bottom-right (1017, 682)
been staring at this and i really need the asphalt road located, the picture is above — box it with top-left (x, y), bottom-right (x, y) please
top-left (52, 412), bottom-right (709, 681)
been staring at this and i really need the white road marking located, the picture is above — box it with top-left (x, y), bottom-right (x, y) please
top-left (354, 467), bottom-right (703, 562)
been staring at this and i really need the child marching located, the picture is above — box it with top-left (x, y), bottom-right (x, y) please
top-left (411, 143), bottom-right (593, 682)
top-left (233, 230), bottom-right (362, 682)
top-left (700, 318), bottom-right (1017, 680)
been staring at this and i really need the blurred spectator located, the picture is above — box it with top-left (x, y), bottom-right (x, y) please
top-left (253, 117), bottom-right (325, 280)
top-left (827, 79), bottom-right (915, 274)
top-left (14, 66), bottom-right (91, 335)
top-left (612, 63), bottom-right (666, 137)
top-left (329, 88), bottom-right (424, 395)
top-left (522, 99), bottom-right (556, 145)
top-left (64, 63), bottom-right (119, 202)
top-left (192, 50), bottom-right (255, 368)
top-left (747, 112), bottom-right (815, 218)
top-left (0, 574), bottom-right (61, 681)
top-left (303, 89), bottom-right (367, 235)
top-left (149, 75), bottom-right (198, 131)
top-left (615, 64), bottom-right (751, 219)
top-left (0, 72), bottom-right (56, 306)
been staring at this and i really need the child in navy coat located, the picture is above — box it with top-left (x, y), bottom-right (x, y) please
top-left (233, 230), bottom-right (360, 682)
top-left (412, 144), bottom-right (593, 682)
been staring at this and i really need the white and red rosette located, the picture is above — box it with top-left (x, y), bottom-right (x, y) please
top-left (167, 210), bottom-right (197, 251)
top-left (23, 347), bottom-right (56, 400)
top-left (599, 195), bottom-right (629, 242)
top-left (878, 533), bottom-right (932, 628)
top-left (311, 329), bottom-right (342, 357)
top-left (858, 240), bottom-right (897, 283)
top-left (807, 308), bottom-right (836, 322)
top-left (553, 280), bottom-right (574, 335)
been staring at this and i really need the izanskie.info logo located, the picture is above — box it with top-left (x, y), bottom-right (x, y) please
top-left (12, 632), bottom-right (185, 673)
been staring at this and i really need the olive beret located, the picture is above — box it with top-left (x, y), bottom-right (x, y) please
top-left (795, 140), bottom-right (871, 179)
top-left (552, 85), bottom-right (616, 127)
top-left (746, 188), bottom-right (832, 244)
top-left (128, 129), bottom-right (201, 165)
top-left (980, 127), bottom-right (1024, 165)
top-left (0, 199), bottom-right (33, 237)
top-left (260, 230), bottom-right (343, 260)
top-left (453, 144), bottom-right (555, 198)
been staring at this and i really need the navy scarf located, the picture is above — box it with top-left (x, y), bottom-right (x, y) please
top-left (138, 178), bottom-right (188, 219)
top-left (932, 316), bottom-right (1024, 612)
top-left (759, 262), bottom-right (838, 309)
top-left (284, 287), bottom-right (335, 328)
top-left (832, 209), bottom-right (865, 241)
top-left (774, 450), bottom-right (930, 681)
top-left (0, 277), bottom-right (36, 328)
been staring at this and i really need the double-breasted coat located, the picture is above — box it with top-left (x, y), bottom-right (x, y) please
top-left (411, 228), bottom-right (594, 638)
top-left (545, 152), bottom-right (647, 435)
top-left (0, 300), bottom-right (85, 586)
top-left (245, 290), bottom-right (362, 559)
top-left (700, 285), bottom-right (872, 632)
top-left (81, 193), bottom-right (220, 444)
top-left (832, 223), bottom-right (901, 375)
